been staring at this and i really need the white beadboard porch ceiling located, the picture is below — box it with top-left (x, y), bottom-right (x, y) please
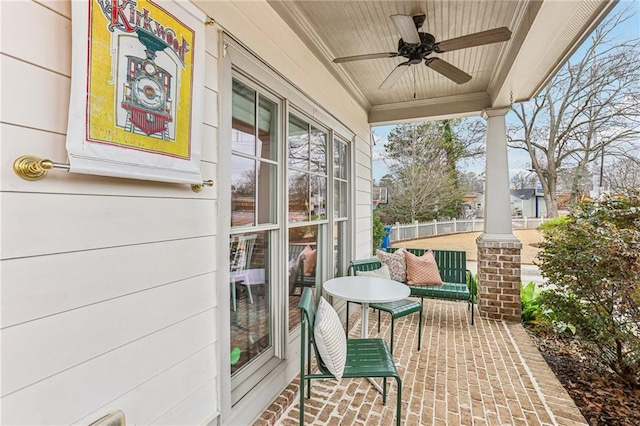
top-left (267, 0), bottom-right (617, 125)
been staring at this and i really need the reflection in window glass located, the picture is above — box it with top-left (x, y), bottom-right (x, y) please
top-left (230, 231), bottom-right (272, 375)
top-left (310, 176), bottom-right (327, 218)
top-left (287, 225), bottom-right (318, 331)
top-left (310, 126), bottom-right (327, 174)
top-left (232, 80), bottom-right (256, 156)
top-left (258, 97), bottom-right (278, 161)
top-left (232, 155), bottom-right (256, 227)
top-left (256, 161), bottom-right (277, 225)
top-left (288, 115), bottom-right (309, 170)
top-left (334, 222), bottom-right (347, 277)
top-left (333, 137), bottom-right (349, 219)
top-left (288, 170), bottom-right (309, 223)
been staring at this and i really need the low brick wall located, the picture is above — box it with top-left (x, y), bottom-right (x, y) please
top-left (476, 235), bottom-right (522, 322)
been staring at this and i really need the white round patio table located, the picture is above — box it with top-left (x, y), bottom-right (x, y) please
top-left (323, 276), bottom-right (410, 339)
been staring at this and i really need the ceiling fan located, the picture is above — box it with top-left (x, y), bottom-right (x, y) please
top-left (333, 13), bottom-right (512, 90)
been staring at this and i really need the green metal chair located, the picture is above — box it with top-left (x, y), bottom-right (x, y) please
top-left (298, 288), bottom-right (402, 426)
top-left (346, 264), bottom-right (423, 355)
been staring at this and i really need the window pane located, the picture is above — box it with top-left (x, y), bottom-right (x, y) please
top-left (231, 155), bottom-right (255, 227)
top-left (288, 115), bottom-right (308, 170)
top-left (232, 80), bottom-right (256, 156)
top-left (256, 161), bottom-right (277, 225)
top-left (311, 176), bottom-right (327, 218)
top-left (334, 221), bottom-right (346, 277)
top-left (288, 225), bottom-right (318, 331)
top-left (340, 181), bottom-right (348, 217)
top-left (288, 170), bottom-right (309, 223)
top-left (334, 139), bottom-right (347, 179)
top-left (230, 231), bottom-right (272, 375)
top-left (310, 126), bottom-right (326, 174)
top-left (334, 180), bottom-right (347, 218)
top-left (258, 96), bottom-right (278, 161)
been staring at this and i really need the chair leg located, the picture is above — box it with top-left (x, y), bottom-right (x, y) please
top-left (346, 302), bottom-right (350, 333)
top-left (246, 285), bottom-right (254, 304)
top-left (382, 376), bottom-right (387, 405)
top-left (417, 308), bottom-right (423, 351)
top-left (231, 282), bottom-right (237, 311)
top-left (395, 376), bottom-right (402, 426)
top-left (390, 317), bottom-right (395, 355)
top-left (471, 299), bottom-right (475, 325)
top-left (377, 310), bottom-right (381, 333)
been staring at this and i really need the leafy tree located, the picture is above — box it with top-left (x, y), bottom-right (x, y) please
top-left (508, 7), bottom-right (640, 216)
top-left (538, 190), bottom-right (640, 388)
top-left (381, 120), bottom-right (482, 222)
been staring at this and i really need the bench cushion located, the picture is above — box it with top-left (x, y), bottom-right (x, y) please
top-left (314, 297), bottom-right (346, 379)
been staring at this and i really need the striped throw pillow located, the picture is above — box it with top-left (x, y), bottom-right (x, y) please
top-left (314, 297), bottom-right (347, 380)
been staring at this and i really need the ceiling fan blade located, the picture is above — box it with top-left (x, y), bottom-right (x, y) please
top-left (390, 14), bottom-right (421, 44)
top-left (379, 62), bottom-right (410, 90)
top-left (426, 58), bottom-right (472, 84)
top-left (333, 52), bottom-right (398, 63)
top-left (434, 27), bottom-right (512, 53)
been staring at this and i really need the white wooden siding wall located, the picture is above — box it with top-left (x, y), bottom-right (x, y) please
top-left (0, 1), bottom-right (220, 424)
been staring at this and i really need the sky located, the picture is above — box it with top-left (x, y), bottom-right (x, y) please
top-left (371, 1), bottom-right (640, 183)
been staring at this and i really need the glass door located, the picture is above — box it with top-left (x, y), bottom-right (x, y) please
top-left (229, 78), bottom-right (280, 401)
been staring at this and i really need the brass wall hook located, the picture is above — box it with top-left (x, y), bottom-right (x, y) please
top-left (13, 155), bottom-right (68, 181)
top-left (191, 180), bottom-right (214, 193)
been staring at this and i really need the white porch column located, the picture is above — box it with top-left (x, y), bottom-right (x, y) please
top-left (476, 107), bottom-right (522, 322)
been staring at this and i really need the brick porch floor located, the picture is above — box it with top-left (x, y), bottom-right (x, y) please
top-left (254, 299), bottom-right (587, 426)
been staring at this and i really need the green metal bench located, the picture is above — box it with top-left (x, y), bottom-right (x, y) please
top-left (350, 248), bottom-right (476, 325)
top-left (298, 288), bottom-right (402, 426)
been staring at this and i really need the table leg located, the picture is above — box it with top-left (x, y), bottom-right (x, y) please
top-left (360, 302), bottom-right (384, 394)
top-left (361, 303), bottom-right (369, 338)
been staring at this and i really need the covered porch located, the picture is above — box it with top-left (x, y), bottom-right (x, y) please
top-left (257, 299), bottom-right (585, 425)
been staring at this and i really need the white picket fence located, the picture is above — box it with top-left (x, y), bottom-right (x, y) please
top-left (387, 217), bottom-right (547, 244)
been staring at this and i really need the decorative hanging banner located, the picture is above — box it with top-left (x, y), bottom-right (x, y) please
top-left (66, 0), bottom-right (206, 183)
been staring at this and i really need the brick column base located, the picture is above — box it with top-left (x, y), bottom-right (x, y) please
top-left (476, 234), bottom-right (522, 322)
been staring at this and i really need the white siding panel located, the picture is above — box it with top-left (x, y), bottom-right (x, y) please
top-left (76, 346), bottom-right (217, 426)
top-left (1, 193), bottom-right (216, 259)
top-left (355, 175), bottom-right (370, 192)
top-left (1, 55), bottom-right (70, 134)
top-left (1, 236), bottom-right (216, 327)
top-left (203, 88), bottom-right (219, 128)
top-left (1, 123), bottom-right (217, 198)
top-left (1, 310), bottom-right (215, 426)
top-left (1, 1), bottom-right (71, 76)
top-left (205, 52), bottom-right (219, 92)
top-left (201, 123), bottom-right (218, 164)
top-left (355, 189), bottom-right (371, 205)
top-left (33, 0), bottom-right (71, 18)
top-left (152, 379), bottom-right (217, 425)
top-left (2, 274), bottom-right (215, 396)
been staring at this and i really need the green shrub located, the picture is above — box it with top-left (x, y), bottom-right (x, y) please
top-left (521, 281), bottom-right (544, 324)
top-left (538, 189), bottom-right (640, 388)
top-left (466, 272), bottom-right (478, 301)
top-left (372, 209), bottom-right (385, 253)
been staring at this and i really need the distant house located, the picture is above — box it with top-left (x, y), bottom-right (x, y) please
top-left (462, 192), bottom-right (484, 219)
top-left (511, 188), bottom-right (546, 218)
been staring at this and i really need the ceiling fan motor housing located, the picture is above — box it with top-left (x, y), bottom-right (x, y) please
top-left (397, 32), bottom-right (436, 63)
